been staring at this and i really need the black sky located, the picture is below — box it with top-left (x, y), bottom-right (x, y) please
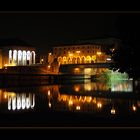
top-left (0, 12), bottom-right (132, 54)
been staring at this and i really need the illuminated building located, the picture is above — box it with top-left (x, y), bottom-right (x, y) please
top-left (48, 38), bottom-right (120, 74)
top-left (0, 39), bottom-right (36, 69)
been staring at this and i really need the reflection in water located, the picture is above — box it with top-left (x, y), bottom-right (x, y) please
top-left (8, 93), bottom-right (35, 111)
top-left (0, 79), bottom-right (137, 116)
top-left (0, 90), bottom-right (35, 111)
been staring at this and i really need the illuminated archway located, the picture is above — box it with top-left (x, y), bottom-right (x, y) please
top-left (63, 56), bottom-right (67, 64)
top-left (81, 56), bottom-right (85, 64)
top-left (9, 50), bottom-right (12, 64)
top-left (18, 50), bottom-right (22, 65)
top-left (86, 56), bottom-right (91, 63)
top-left (31, 51), bottom-right (35, 64)
top-left (23, 51), bottom-right (26, 65)
top-left (92, 55), bottom-right (96, 63)
top-left (67, 57), bottom-right (72, 64)
top-left (77, 57), bottom-right (80, 64)
top-left (27, 51), bottom-right (31, 65)
top-left (58, 56), bottom-right (62, 65)
top-left (72, 57), bottom-right (76, 64)
top-left (13, 50), bottom-right (17, 64)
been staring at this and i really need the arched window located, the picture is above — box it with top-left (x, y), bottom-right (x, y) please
top-left (58, 56), bottom-right (62, 64)
top-left (77, 57), bottom-right (80, 64)
top-left (18, 50), bottom-right (22, 65)
top-left (81, 56), bottom-right (85, 64)
top-left (63, 56), bottom-right (67, 64)
top-left (13, 50), bottom-right (17, 64)
top-left (23, 51), bottom-right (26, 65)
top-left (31, 51), bottom-right (35, 64)
top-left (27, 51), bottom-right (31, 65)
top-left (86, 56), bottom-right (91, 63)
top-left (9, 50), bottom-right (12, 64)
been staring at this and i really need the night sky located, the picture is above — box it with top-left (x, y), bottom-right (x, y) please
top-left (0, 12), bottom-right (138, 54)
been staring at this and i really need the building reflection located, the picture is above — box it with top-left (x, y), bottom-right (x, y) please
top-left (0, 80), bottom-right (136, 115)
top-left (0, 90), bottom-right (35, 111)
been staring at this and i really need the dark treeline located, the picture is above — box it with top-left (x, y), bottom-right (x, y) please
top-left (112, 14), bottom-right (140, 79)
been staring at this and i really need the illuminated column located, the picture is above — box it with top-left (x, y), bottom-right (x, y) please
top-left (31, 51), bottom-right (35, 64)
top-left (9, 50), bottom-right (12, 65)
top-left (23, 51), bottom-right (27, 65)
top-left (13, 50), bottom-right (17, 65)
top-left (18, 50), bottom-right (22, 65)
top-left (27, 51), bottom-right (31, 65)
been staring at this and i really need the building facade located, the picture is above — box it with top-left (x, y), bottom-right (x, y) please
top-left (48, 44), bottom-right (111, 66)
top-left (0, 39), bottom-right (36, 69)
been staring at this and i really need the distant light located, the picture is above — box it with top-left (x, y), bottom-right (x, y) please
top-left (49, 53), bottom-right (52, 55)
top-left (76, 105), bottom-right (81, 110)
top-left (48, 90), bottom-right (51, 96)
top-left (76, 51), bottom-right (80, 54)
top-left (111, 108), bottom-right (116, 114)
top-left (68, 100), bottom-right (73, 106)
top-left (4, 64), bottom-right (8, 69)
top-left (48, 65), bottom-right (51, 68)
top-left (4, 94), bottom-right (7, 99)
top-left (106, 58), bottom-right (111, 61)
top-left (132, 105), bottom-right (137, 111)
top-left (49, 102), bottom-right (51, 108)
top-left (97, 102), bottom-right (102, 108)
top-left (97, 52), bottom-right (102, 55)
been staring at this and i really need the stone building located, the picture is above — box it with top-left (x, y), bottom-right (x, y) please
top-left (0, 38), bottom-right (36, 69)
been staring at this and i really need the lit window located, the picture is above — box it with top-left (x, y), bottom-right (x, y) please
top-left (13, 50), bottom-right (17, 61)
top-left (27, 51), bottom-right (31, 60)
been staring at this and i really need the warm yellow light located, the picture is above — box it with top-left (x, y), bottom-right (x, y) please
top-left (48, 65), bottom-right (51, 68)
top-left (49, 53), bottom-right (52, 55)
top-left (68, 100), bottom-right (73, 106)
top-left (111, 108), bottom-right (116, 114)
top-left (69, 53), bottom-right (73, 57)
top-left (76, 105), bottom-right (81, 110)
top-left (74, 85), bottom-right (80, 92)
top-left (97, 102), bottom-right (102, 108)
top-left (132, 105), bottom-right (137, 111)
top-left (76, 51), bottom-right (80, 54)
top-left (4, 64), bottom-right (8, 67)
top-left (4, 94), bottom-right (7, 99)
top-left (41, 59), bottom-right (44, 62)
top-left (74, 68), bottom-right (80, 74)
top-left (48, 90), bottom-right (51, 96)
top-left (49, 102), bottom-right (51, 108)
top-left (97, 52), bottom-right (102, 55)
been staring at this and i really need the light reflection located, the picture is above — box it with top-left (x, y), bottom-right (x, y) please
top-left (49, 102), bottom-right (51, 108)
top-left (76, 105), bottom-right (81, 110)
top-left (111, 108), bottom-right (116, 114)
top-left (97, 102), bottom-right (102, 108)
top-left (132, 105), bottom-right (137, 111)
top-left (7, 93), bottom-right (35, 111)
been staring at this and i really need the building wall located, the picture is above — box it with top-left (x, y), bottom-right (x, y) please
top-left (0, 46), bottom-right (36, 69)
top-left (48, 44), bottom-right (111, 66)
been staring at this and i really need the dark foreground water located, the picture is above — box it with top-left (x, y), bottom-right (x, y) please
top-left (0, 79), bottom-right (140, 128)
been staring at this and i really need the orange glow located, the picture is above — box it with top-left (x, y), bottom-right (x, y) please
top-left (68, 100), bottom-right (73, 106)
top-left (74, 68), bottom-right (80, 74)
top-left (111, 108), bottom-right (116, 114)
top-left (97, 52), bottom-right (102, 55)
top-left (132, 105), bottom-right (137, 111)
top-left (74, 85), bottom-right (80, 92)
top-left (97, 102), bottom-right (102, 108)
top-left (48, 65), bottom-right (51, 68)
top-left (49, 102), bottom-right (51, 108)
top-left (48, 90), bottom-right (51, 96)
top-left (4, 94), bottom-right (7, 99)
top-left (76, 105), bottom-right (81, 110)
top-left (76, 51), bottom-right (80, 54)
